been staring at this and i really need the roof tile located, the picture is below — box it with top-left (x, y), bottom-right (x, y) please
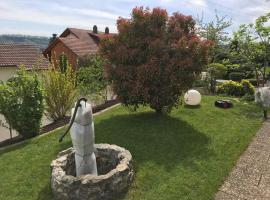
top-left (0, 44), bottom-right (49, 69)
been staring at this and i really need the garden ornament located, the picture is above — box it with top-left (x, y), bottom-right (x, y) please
top-left (59, 98), bottom-right (98, 176)
top-left (184, 89), bottom-right (201, 106)
top-left (255, 87), bottom-right (270, 119)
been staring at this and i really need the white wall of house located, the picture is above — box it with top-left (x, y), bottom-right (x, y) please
top-left (0, 66), bottom-right (17, 81)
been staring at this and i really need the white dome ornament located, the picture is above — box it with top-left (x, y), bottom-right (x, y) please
top-left (184, 90), bottom-right (202, 106)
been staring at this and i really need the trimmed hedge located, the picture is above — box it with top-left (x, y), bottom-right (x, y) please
top-left (207, 63), bottom-right (227, 79)
top-left (217, 80), bottom-right (254, 97)
top-left (229, 72), bottom-right (246, 82)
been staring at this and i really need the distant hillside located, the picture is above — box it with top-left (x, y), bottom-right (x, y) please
top-left (0, 34), bottom-right (50, 50)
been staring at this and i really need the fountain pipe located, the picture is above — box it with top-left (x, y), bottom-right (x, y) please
top-left (59, 97), bottom-right (87, 143)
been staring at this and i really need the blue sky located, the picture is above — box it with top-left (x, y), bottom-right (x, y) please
top-left (0, 0), bottom-right (269, 37)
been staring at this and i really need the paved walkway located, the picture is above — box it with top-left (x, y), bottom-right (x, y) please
top-left (215, 120), bottom-right (270, 200)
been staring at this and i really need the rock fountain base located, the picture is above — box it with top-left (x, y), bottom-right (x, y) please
top-left (50, 144), bottom-right (134, 200)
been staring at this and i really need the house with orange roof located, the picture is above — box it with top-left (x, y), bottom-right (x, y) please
top-left (43, 26), bottom-right (115, 68)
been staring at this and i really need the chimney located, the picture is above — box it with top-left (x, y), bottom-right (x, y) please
top-left (93, 25), bottom-right (98, 34)
top-left (105, 27), bottom-right (109, 34)
top-left (49, 33), bottom-right (57, 43)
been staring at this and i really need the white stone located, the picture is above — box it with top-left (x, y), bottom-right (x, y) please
top-left (184, 89), bottom-right (202, 106)
top-left (70, 101), bottom-right (97, 177)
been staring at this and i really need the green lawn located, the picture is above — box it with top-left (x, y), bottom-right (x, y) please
top-left (0, 96), bottom-right (263, 200)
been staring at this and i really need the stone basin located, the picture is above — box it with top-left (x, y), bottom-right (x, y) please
top-left (50, 144), bottom-right (134, 200)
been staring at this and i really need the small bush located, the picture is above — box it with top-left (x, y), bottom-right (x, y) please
top-left (241, 93), bottom-right (255, 101)
top-left (207, 63), bottom-right (227, 79)
top-left (42, 65), bottom-right (76, 121)
top-left (193, 80), bottom-right (205, 87)
top-left (241, 79), bottom-right (255, 95)
top-left (58, 53), bottom-right (68, 73)
top-left (247, 79), bottom-right (258, 86)
top-left (76, 54), bottom-right (107, 102)
top-left (0, 67), bottom-right (44, 138)
top-left (217, 80), bottom-right (254, 98)
top-left (217, 80), bottom-right (243, 96)
top-left (229, 72), bottom-right (245, 81)
top-left (226, 64), bottom-right (240, 71)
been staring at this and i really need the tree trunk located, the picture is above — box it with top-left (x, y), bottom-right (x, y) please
top-left (255, 68), bottom-right (259, 87)
top-left (262, 60), bottom-right (267, 87)
top-left (9, 125), bottom-right (12, 139)
top-left (264, 109), bottom-right (267, 119)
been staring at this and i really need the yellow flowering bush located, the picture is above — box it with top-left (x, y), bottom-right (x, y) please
top-left (217, 80), bottom-right (254, 97)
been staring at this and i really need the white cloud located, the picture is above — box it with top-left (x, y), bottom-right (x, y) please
top-left (0, 0), bottom-right (269, 36)
top-left (0, 1), bottom-right (118, 34)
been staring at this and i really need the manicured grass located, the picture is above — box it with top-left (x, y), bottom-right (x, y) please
top-left (0, 96), bottom-right (263, 200)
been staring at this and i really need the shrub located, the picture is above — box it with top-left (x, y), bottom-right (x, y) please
top-left (0, 67), bottom-right (44, 138)
top-left (100, 7), bottom-right (210, 113)
top-left (247, 78), bottom-right (258, 86)
top-left (193, 80), bottom-right (205, 87)
top-left (42, 65), bottom-right (76, 121)
top-left (217, 79), bottom-right (254, 98)
top-left (217, 80), bottom-right (243, 96)
top-left (207, 63), bottom-right (227, 79)
top-left (229, 72), bottom-right (245, 81)
top-left (241, 93), bottom-right (255, 101)
top-left (226, 64), bottom-right (240, 71)
top-left (241, 79), bottom-right (255, 95)
top-left (58, 53), bottom-right (68, 73)
top-left (77, 54), bottom-right (107, 102)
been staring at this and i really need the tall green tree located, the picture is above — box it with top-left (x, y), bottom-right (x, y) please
top-left (230, 12), bottom-right (270, 86)
top-left (197, 10), bottom-right (232, 62)
top-left (254, 12), bottom-right (270, 84)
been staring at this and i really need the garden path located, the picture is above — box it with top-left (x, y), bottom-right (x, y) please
top-left (215, 119), bottom-right (270, 200)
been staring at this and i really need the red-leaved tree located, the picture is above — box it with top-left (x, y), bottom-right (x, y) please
top-left (101, 7), bottom-right (211, 113)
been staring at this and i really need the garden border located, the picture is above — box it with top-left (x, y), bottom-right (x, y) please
top-left (0, 103), bottom-right (121, 151)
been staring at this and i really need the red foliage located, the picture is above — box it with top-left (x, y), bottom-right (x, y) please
top-left (100, 7), bottom-right (211, 113)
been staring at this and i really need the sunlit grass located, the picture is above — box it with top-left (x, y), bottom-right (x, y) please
top-left (0, 96), bottom-right (262, 200)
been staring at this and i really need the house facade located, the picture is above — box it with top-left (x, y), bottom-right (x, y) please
top-left (43, 26), bottom-right (114, 68)
top-left (0, 44), bottom-right (48, 81)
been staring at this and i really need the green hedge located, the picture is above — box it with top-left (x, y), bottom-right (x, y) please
top-left (247, 79), bottom-right (258, 86)
top-left (229, 72), bottom-right (246, 82)
top-left (217, 80), bottom-right (254, 97)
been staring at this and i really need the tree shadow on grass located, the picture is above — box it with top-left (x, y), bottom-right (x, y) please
top-left (94, 112), bottom-right (214, 199)
top-left (95, 111), bottom-right (213, 171)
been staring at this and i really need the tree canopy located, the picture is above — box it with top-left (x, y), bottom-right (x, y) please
top-left (101, 7), bottom-right (210, 113)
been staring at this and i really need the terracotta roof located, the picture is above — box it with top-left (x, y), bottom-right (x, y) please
top-left (0, 44), bottom-right (49, 69)
top-left (44, 28), bottom-right (115, 57)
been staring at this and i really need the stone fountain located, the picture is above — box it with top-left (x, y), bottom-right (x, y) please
top-left (51, 98), bottom-right (134, 200)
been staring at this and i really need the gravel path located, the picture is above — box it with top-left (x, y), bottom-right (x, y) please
top-left (215, 120), bottom-right (270, 200)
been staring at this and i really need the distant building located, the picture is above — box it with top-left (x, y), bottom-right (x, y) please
top-left (43, 26), bottom-right (115, 68)
top-left (0, 44), bottom-right (48, 81)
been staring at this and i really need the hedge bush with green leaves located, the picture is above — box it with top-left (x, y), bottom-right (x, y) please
top-left (207, 63), bottom-right (227, 79)
top-left (0, 67), bottom-right (44, 138)
top-left (42, 65), bottom-right (76, 121)
top-left (76, 54), bottom-right (107, 102)
top-left (217, 80), bottom-right (254, 98)
top-left (229, 72), bottom-right (246, 81)
top-left (247, 78), bottom-right (258, 86)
